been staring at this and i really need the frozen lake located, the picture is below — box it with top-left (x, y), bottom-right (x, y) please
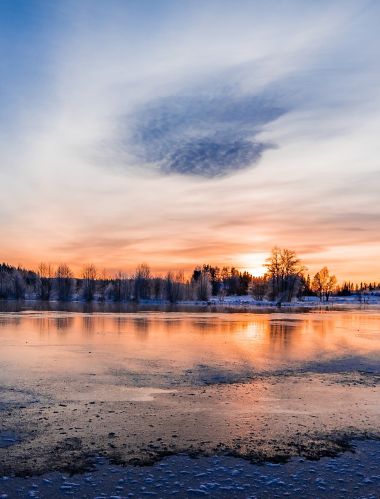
top-left (1, 308), bottom-right (380, 388)
top-left (0, 307), bottom-right (379, 496)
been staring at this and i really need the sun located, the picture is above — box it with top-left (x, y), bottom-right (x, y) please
top-left (239, 253), bottom-right (267, 277)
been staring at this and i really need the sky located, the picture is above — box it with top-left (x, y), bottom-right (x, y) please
top-left (1, 0), bottom-right (380, 281)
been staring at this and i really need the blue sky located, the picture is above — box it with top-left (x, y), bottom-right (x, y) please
top-left (1, 0), bottom-right (380, 279)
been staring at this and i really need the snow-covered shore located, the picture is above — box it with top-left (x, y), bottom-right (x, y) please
top-left (1, 294), bottom-right (380, 314)
top-left (195, 294), bottom-right (380, 310)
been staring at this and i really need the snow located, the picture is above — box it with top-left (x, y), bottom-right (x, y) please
top-left (1, 440), bottom-right (380, 498)
top-left (206, 294), bottom-right (380, 308)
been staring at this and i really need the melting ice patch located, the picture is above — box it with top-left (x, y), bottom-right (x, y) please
top-left (126, 94), bottom-right (286, 178)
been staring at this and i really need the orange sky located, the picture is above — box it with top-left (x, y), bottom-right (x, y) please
top-left (1, 2), bottom-right (380, 283)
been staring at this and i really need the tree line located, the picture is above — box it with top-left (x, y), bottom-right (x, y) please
top-left (0, 247), bottom-right (379, 303)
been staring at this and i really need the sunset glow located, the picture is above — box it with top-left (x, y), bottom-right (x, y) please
top-left (239, 253), bottom-right (268, 277)
top-left (1, 1), bottom-right (380, 282)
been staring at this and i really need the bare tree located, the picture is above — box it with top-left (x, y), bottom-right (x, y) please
top-left (152, 277), bottom-right (165, 300)
top-left (193, 273), bottom-right (212, 301)
top-left (134, 263), bottom-right (151, 301)
top-left (251, 276), bottom-right (268, 301)
top-left (265, 247), bottom-right (305, 302)
top-left (37, 262), bottom-right (54, 300)
top-left (81, 264), bottom-right (97, 301)
top-left (97, 268), bottom-right (109, 301)
top-left (312, 267), bottom-right (337, 302)
top-left (165, 271), bottom-right (185, 303)
top-left (111, 271), bottom-right (131, 302)
top-left (55, 264), bottom-right (74, 301)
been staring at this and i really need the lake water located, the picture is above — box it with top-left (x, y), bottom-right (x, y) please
top-left (1, 308), bottom-right (379, 390)
top-left (1, 306), bottom-right (380, 478)
top-left (0, 310), bottom-right (380, 386)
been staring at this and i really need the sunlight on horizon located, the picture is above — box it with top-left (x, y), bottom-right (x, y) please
top-left (239, 253), bottom-right (267, 277)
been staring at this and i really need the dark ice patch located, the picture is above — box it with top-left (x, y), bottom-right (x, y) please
top-left (0, 431), bottom-right (21, 448)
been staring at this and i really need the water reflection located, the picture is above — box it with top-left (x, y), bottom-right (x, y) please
top-left (268, 322), bottom-right (297, 352)
top-left (54, 316), bottom-right (74, 332)
top-left (82, 315), bottom-right (96, 335)
top-left (0, 310), bottom-right (379, 385)
top-left (133, 317), bottom-right (150, 340)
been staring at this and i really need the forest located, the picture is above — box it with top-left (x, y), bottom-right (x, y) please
top-left (0, 248), bottom-right (379, 304)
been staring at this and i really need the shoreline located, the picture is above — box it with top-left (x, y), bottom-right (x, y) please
top-left (0, 297), bottom-right (380, 315)
top-left (2, 369), bottom-right (379, 478)
top-left (1, 422), bottom-right (380, 477)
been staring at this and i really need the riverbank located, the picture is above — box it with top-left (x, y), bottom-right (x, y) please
top-left (0, 296), bottom-right (380, 316)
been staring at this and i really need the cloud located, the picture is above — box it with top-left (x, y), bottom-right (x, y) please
top-left (161, 138), bottom-right (267, 178)
top-left (125, 93), bottom-right (285, 177)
